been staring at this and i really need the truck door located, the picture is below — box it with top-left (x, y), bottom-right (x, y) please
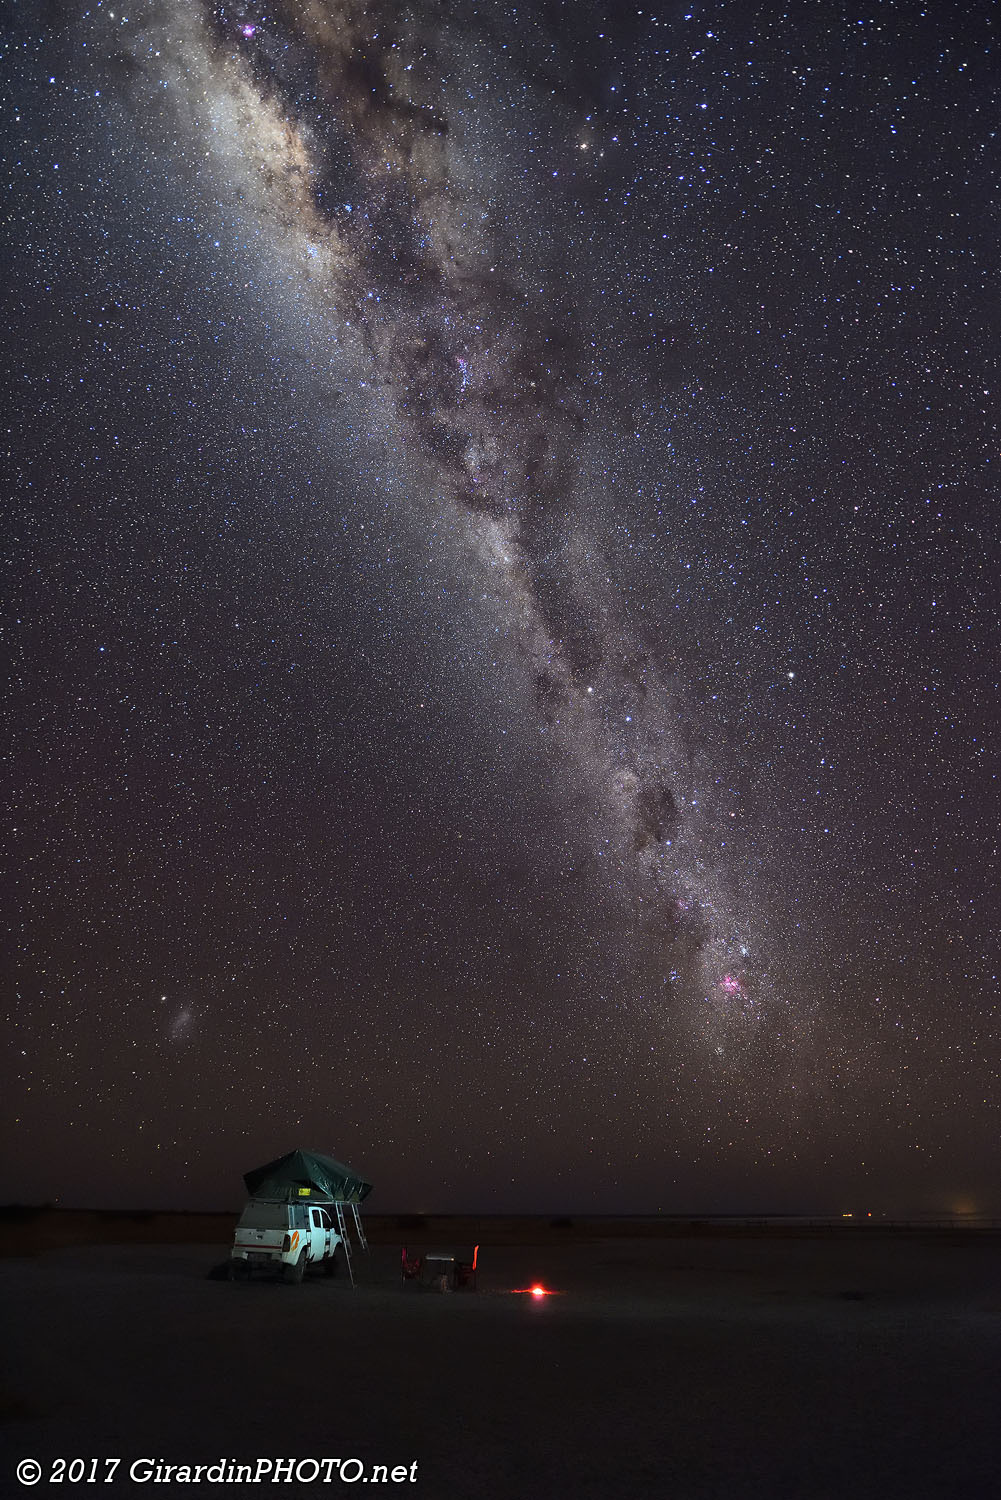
top-left (308, 1208), bottom-right (326, 1262)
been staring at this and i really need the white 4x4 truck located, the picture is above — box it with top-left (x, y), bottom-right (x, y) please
top-left (229, 1198), bottom-right (341, 1283)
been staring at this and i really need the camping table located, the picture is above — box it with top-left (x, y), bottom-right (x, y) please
top-left (423, 1253), bottom-right (456, 1290)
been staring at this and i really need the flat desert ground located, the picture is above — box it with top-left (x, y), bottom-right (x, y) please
top-left (2, 1223), bottom-right (1000, 1498)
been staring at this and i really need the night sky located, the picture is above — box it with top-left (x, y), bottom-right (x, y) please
top-left (3, 1), bottom-right (998, 1214)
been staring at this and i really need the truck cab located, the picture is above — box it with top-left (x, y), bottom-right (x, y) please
top-left (229, 1198), bottom-right (341, 1282)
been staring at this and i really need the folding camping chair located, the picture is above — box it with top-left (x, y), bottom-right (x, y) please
top-left (454, 1244), bottom-right (479, 1290)
top-left (401, 1247), bottom-right (424, 1289)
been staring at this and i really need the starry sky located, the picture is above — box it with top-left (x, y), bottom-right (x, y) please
top-left (3, 1), bottom-right (998, 1213)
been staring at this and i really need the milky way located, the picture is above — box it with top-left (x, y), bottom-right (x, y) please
top-left (142, 1), bottom-right (767, 1035)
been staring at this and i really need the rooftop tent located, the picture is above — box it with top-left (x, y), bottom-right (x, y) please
top-left (243, 1149), bottom-right (373, 1204)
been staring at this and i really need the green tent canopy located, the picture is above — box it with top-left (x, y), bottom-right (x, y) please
top-left (243, 1149), bottom-right (373, 1204)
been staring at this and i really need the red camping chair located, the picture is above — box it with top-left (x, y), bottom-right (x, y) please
top-left (454, 1245), bottom-right (479, 1290)
top-left (401, 1247), bottom-right (424, 1289)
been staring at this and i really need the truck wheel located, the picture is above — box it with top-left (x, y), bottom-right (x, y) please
top-left (323, 1250), bottom-right (339, 1278)
top-left (284, 1251), bottom-right (306, 1285)
top-left (227, 1258), bottom-right (249, 1282)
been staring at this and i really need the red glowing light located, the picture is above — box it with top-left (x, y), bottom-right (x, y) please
top-left (510, 1284), bottom-right (557, 1298)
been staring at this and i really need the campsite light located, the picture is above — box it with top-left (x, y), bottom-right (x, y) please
top-left (510, 1284), bottom-right (558, 1298)
top-left (531, 1285), bottom-right (547, 1299)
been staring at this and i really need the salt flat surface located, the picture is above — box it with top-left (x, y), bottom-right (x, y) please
top-left (1, 1237), bottom-right (999, 1498)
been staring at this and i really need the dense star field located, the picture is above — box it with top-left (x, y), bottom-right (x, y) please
top-left (3, 2), bottom-right (998, 1212)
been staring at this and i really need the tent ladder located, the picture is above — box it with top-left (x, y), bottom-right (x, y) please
top-left (333, 1202), bottom-right (355, 1286)
top-left (350, 1202), bottom-right (369, 1251)
top-left (332, 1201), bottom-right (369, 1287)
